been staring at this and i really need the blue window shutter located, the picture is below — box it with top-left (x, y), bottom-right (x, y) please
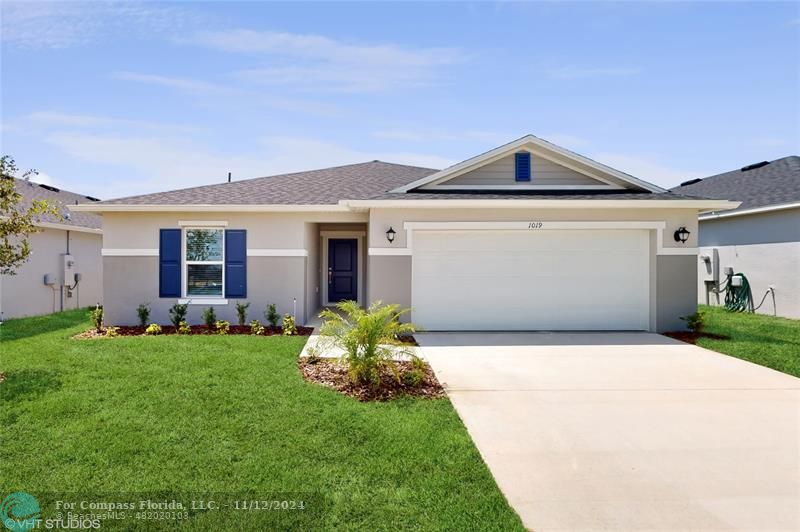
top-left (225, 229), bottom-right (247, 298)
top-left (159, 229), bottom-right (181, 297)
top-left (515, 152), bottom-right (531, 182)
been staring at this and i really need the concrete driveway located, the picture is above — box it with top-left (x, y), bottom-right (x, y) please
top-left (418, 332), bottom-right (800, 531)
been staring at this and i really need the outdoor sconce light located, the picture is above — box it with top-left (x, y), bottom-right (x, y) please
top-left (386, 226), bottom-right (396, 243)
top-left (674, 226), bottom-right (691, 243)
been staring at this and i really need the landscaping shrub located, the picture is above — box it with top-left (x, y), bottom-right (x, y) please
top-left (402, 356), bottom-right (426, 387)
top-left (282, 314), bottom-right (297, 336)
top-left (305, 346), bottom-right (321, 364)
top-left (145, 323), bottom-right (162, 335)
top-left (202, 307), bottom-right (216, 329)
top-left (104, 326), bottom-right (119, 338)
top-left (168, 303), bottom-right (188, 328)
top-left (681, 311), bottom-right (705, 333)
top-left (177, 321), bottom-right (191, 335)
top-left (265, 303), bottom-right (280, 327)
top-left (319, 300), bottom-right (415, 387)
top-left (249, 319), bottom-right (265, 335)
top-left (215, 320), bottom-right (230, 335)
top-left (136, 303), bottom-right (150, 328)
top-left (89, 305), bottom-right (103, 332)
top-left (235, 302), bottom-right (249, 326)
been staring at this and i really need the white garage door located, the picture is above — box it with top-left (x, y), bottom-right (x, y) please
top-left (412, 229), bottom-right (650, 331)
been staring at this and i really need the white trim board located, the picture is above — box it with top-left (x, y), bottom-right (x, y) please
top-left (35, 221), bottom-right (103, 234)
top-left (699, 201), bottom-right (800, 221)
top-left (368, 247), bottom-right (413, 256)
top-left (341, 198), bottom-right (740, 210)
top-left (102, 248), bottom-right (158, 256)
top-left (71, 204), bottom-right (350, 213)
top-left (247, 249), bottom-right (308, 257)
top-left (178, 220), bottom-right (228, 227)
top-left (178, 298), bottom-right (229, 305)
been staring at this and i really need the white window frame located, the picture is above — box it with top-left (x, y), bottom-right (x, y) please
top-left (182, 226), bottom-right (226, 302)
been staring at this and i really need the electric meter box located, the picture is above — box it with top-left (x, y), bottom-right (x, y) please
top-left (731, 276), bottom-right (743, 287)
top-left (63, 254), bottom-right (75, 286)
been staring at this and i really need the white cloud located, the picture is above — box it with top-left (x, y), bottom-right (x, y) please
top-left (751, 137), bottom-right (789, 147)
top-left (44, 133), bottom-right (453, 199)
top-left (590, 152), bottom-right (709, 189)
top-left (185, 29), bottom-right (464, 92)
top-left (547, 66), bottom-right (640, 80)
top-left (1, 1), bottom-right (198, 49)
top-left (112, 72), bottom-right (233, 95)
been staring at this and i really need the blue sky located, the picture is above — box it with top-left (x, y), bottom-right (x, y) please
top-left (2, 1), bottom-right (798, 199)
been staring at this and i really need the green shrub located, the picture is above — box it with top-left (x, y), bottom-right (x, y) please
top-left (282, 314), bottom-right (297, 336)
top-left (249, 319), bottom-right (265, 335)
top-left (145, 323), bottom-right (162, 336)
top-left (136, 303), bottom-right (150, 328)
top-left (681, 311), bottom-right (705, 333)
top-left (402, 355), bottom-right (426, 387)
top-left (235, 302), bottom-right (250, 326)
top-left (168, 303), bottom-right (188, 328)
top-left (177, 321), bottom-right (191, 335)
top-left (89, 305), bottom-right (103, 332)
top-left (215, 320), bottom-right (230, 335)
top-left (319, 300), bottom-right (416, 387)
top-left (265, 303), bottom-right (280, 328)
top-left (202, 307), bottom-right (216, 329)
top-left (104, 326), bottom-right (119, 338)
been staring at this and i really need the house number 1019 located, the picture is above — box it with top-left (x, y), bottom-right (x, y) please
top-left (528, 222), bottom-right (544, 229)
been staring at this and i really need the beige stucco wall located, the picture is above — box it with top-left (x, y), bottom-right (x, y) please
top-left (368, 207), bottom-right (700, 332)
top-left (100, 212), bottom-right (366, 326)
top-left (0, 227), bottom-right (103, 319)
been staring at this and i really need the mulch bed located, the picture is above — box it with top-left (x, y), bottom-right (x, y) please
top-left (664, 331), bottom-right (730, 345)
top-left (299, 358), bottom-right (444, 401)
top-left (73, 325), bottom-right (313, 339)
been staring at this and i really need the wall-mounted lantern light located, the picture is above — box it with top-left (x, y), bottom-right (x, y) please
top-left (386, 226), bottom-right (396, 243)
top-left (674, 226), bottom-right (691, 243)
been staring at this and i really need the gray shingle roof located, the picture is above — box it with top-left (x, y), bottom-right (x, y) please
top-left (96, 160), bottom-right (684, 206)
top-left (670, 156), bottom-right (800, 213)
top-left (98, 161), bottom-right (438, 205)
top-left (11, 178), bottom-right (102, 230)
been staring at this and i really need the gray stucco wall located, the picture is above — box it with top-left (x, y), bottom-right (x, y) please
top-left (103, 256), bottom-right (308, 326)
top-left (656, 255), bottom-right (697, 332)
top-left (1, 228), bottom-right (103, 319)
top-left (367, 255), bottom-right (411, 312)
top-left (699, 208), bottom-right (800, 246)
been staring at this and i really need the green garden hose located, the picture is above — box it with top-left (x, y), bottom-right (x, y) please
top-left (722, 272), bottom-right (754, 313)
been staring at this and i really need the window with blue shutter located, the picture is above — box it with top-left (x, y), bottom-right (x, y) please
top-left (515, 152), bottom-right (531, 182)
top-left (159, 229), bottom-right (181, 297)
top-left (225, 229), bottom-right (247, 298)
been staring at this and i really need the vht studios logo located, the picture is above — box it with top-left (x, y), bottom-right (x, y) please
top-left (1, 492), bottom-right (40, 532)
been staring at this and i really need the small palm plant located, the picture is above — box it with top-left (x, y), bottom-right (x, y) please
top-left (319, 300), bottom-right (416, 387)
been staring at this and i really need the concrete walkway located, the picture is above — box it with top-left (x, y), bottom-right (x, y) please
top-left (418, 332), bottom-right (800, 531)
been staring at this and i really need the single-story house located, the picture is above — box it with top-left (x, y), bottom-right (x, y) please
top-left (1, 178), bottom-right (103, 320)
top-left (72, 135), bottom-right (736, 331)
top-left (671, 156), bottom-right (799, 319)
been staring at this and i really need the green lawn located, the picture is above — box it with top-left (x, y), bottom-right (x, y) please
top-left (1, 309), bottom-right (523, 531)
top-left (695, 305), bottom-right (800, 378)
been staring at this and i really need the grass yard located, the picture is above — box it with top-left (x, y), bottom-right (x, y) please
top-left (1, 309), bottom-right (523, 531)
top-left (694, 305), bottom-right (800, 378)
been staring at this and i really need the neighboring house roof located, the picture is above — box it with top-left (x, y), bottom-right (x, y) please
top-left (671, 156), bottom-right (800, 218)
top-left (10, 177), bottom-right (102, 231)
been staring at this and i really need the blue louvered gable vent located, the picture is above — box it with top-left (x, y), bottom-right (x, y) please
top-left (515, 152), bottom-right (531, 182)
top-left (159, 229), bottom-right (181, 297)
top-left (225, 229), bottom-right (247, 298)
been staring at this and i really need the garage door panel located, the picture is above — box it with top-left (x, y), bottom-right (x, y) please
top-left (411, 230), bottom-right (650, 331)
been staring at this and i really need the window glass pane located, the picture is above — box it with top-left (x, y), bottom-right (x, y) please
top-left (187, 264), bottom-right (223, 296)
top-left (186, 229), bottom-right (223, 261)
